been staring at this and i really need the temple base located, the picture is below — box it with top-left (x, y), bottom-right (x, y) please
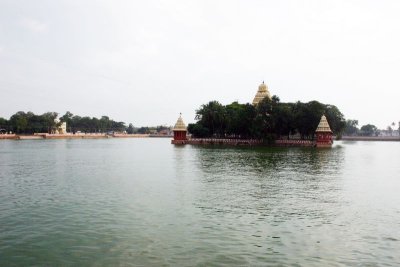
top-left (171, 140), bottom-right (187, 145)
top-left (171, 138), bottom-right (333, 148)
top-left (315, 142), bottom-right (332, 148)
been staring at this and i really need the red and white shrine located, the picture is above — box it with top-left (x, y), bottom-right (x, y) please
top-left (315, 115), bottom-right (333, 148)
top-left (171, 114), bottom-right (187, 144)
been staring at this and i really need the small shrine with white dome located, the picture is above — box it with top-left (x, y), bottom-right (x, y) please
top-left (171, 113), bottom-right (187, 144)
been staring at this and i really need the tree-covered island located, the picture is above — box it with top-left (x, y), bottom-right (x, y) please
top-left (188, 96), bottom-right (346, 142)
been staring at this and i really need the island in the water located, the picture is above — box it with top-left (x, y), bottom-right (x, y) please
top-left (172, 81), bottom-right (343, 148)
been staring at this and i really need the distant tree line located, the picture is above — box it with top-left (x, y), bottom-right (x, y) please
top-left (135, 125), bottom-right (170, 134)
top-left (0, 111), bottom-right (175, 135)
top-left (0, 111), bottom-right (128, 134)
top-left (344, 120), bottom-right (400, 136)
top-left (59, 111), bottom-right (126, 133)
top-left (188, 96), bottom-right (346, 141)
top-left (0, 111), bottom-right (59, 134)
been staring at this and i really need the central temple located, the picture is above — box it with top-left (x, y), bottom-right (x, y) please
top-left (252, 81), bottom-right (271, 105)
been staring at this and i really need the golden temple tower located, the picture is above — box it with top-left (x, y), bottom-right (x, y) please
top-left (252, 81), bottom-right (271, 105)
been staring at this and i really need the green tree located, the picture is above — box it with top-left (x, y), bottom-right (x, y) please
top-left (387, 126), bottom-right (393, 136)
top-left (60, 111), bottom-right (74, 132)
top-left (80, 116), bottom-right (93, 133)
top-left (127, 123), bottom-right (135, 134)
top-left (9, 111), bottom-right (28, 134)
top-left (225, 102), bottom-right (256, 138)
top-left (195, 101), bottom-right (227, 137)
top-left (271, 102), bottom-right (295, 139)
top-left (187, 123), bottom-right (210, 138)
top-left (41, 112), bottom-right (58, 133)
top-left (390, 122), bottom-right (395, 136)
top-left (0, 117), bottom-right (8, 133)
top-left (324, 105), bottom-right (346, 136)
top-left (137, 127), bottom-right (149, 134)
top-left (253, 97), bottom-right (275, 140)
top-left (360, 124), bottom-right (377, 136)
top-left (112, 121), bottom-right (126, 132)
top-left (91, 117), bottom-right (100, 132)
top-left (292, 101), bottom-right (324, 139)
top-left (99, 116), bottom-right (111, 132)
top-left (70, 115), bottom-right (82, 133)
top-left (344, 120), bottom-right (359, 136)
top-left (26, 112), bottom-right (38, 133)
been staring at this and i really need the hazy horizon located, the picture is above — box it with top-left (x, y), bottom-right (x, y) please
top-left (1, 0), bottom-right (399, 129)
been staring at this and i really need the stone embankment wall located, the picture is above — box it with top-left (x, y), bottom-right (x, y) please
top-left (172, 138), bottom-right (316, 147)
top-left (0, 134), bottom-right (17, 140)
top-left (19, 136), bottom-right (43, 140)
top-left (342, 136), bottom-right (400, 141)
top-left (0, 133), bottom-right (153, 140)
top-left (186, 138), bottom-right (263, 146)
top-left (275, 139), bottom-right (314, 147)
top-left (44, 134), bottom-right (107, 139)
top-left (113, 134), bottom-right (150, 138)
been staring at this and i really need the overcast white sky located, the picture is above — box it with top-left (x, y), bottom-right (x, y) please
top-left (0, 0), bottom-right (399, 128)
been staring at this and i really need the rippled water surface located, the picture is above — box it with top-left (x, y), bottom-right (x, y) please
top-left (1, 139), bottom-right (400, 266)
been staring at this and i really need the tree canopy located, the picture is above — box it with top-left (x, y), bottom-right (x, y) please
top-left (344, 120), bottom-right (359, 136)
top-left (359, 124), bottom-right (378, 136)
top-left (188, 97), bottom-right (346, 140)
top-left (2, 111), bottom-right (59, 134)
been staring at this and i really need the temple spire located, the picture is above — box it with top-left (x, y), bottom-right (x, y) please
top-left (315, 115), bottom-right (332, 133)
top-left (252, 81), bottom-right (271, 105)
top-left (173, 113), bottom-right (187, 131)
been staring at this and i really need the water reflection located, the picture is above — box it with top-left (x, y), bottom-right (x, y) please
top-left (187, 145), bottom-right (348, 264)
top-left (192, 146), bottom-right (345, 202)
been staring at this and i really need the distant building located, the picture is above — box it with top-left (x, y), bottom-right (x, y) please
top-left (59, 122), bottom-right (67, 134)
top-left (379, 129), bottom-right (399, 137)
top-left (252, 81), bottom-right (271, 105)
top-left (158, 129), bottom-right (172, 135)
top-left (54, 119), bottom-right (67, 134)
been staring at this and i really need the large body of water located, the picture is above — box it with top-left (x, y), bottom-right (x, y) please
top-left (1, 139), bottom-right (399, 266)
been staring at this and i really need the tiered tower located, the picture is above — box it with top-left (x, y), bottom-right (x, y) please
top-left (252, 81), bottom-right (271, 105)
top-left (172, 113), bottom-right (187, 144)
top-left (315, 115), bottom-right (333, 147)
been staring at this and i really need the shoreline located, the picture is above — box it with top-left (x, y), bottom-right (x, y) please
top-left (2, 134), bottom-right (400, 142)
top-left (0, 133), bottom-right (154, 140)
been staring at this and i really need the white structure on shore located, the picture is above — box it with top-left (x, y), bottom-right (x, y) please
top-left (59, 122), bottom-right (67, 134)
top-left (54, 119), bottom-right (67, 134)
